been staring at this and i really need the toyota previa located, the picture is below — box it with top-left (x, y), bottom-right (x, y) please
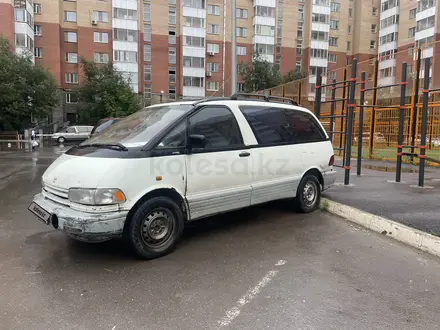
top-left (29, 96), bottom-right (336, 259)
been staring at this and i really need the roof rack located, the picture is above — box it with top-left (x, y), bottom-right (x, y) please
top-left (230, 93), bottom-right (298, 106)
top-left (191, 93), bottom-right (299, 106)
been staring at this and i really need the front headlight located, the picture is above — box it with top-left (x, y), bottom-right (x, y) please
top-left (68, 188), bottom-right (126, 205)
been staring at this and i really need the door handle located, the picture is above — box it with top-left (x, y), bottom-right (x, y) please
top-left (239, 151), bottom-right (250, 157)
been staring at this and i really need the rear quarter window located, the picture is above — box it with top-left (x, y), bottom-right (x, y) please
top-left (239, 105), bottom-right (327, 145)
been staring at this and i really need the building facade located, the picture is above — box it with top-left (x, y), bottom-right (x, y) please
top-left (5, 0), bottom-right (438, 117)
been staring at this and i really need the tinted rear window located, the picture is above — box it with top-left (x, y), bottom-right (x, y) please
top-left (239, 106), bottom-right (326, 145)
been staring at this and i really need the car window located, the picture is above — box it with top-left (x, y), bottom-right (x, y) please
top-left (189, 106), bottom-right (243, 148)
top-left (239, 106), bottom-right (326, 145)
top-left (66, 127), bottom-right (76, 133)
top-left (156, 121), bottom-right (187, 149)
top-left (77, 127), bottom-right (90, 133)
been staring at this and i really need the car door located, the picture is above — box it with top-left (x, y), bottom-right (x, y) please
top-left (238, 105), bottom-right (308, 205)
top-left (184, 105), bottom-right (253, 220)
top-left (65, 126), bottom-right (77, 140)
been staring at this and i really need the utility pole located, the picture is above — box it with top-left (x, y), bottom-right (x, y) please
top-left (230, 0), bottom-right (236, 96)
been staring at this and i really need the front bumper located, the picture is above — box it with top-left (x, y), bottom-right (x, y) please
top-left (322, 169), bottom-right (337, 190)
top-left (31, 193), bottom-right (128, 242)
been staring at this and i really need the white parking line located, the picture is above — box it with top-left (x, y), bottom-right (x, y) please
top-left (217, 260), bottom-right (287, 328)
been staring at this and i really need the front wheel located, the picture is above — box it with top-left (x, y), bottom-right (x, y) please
top-left (57, 136), bottom-right (66, 144)
top-left (294, 174), bottom-right (321, 213)
top-left (126, 197), bottom-right (184, 259)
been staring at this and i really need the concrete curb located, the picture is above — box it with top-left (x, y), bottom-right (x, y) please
top-left (320, 198), bottom-right (440, 258)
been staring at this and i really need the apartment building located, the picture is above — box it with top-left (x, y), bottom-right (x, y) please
top-left (0, 0), bottom-right (384, 120)
top-left (379, 0), bottom-right (440, 91)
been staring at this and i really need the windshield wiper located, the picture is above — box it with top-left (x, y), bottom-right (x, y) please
top-left (77, 143), bottom-right (128, 151)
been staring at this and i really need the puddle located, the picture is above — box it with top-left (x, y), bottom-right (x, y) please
top-left (362, 164), bottom-right (426, 173)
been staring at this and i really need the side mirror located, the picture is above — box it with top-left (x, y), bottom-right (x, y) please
top-left (188, 134), bottom-right (206, 149)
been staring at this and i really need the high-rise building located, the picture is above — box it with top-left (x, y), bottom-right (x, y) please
top-left (11, 0), bottom-right (439, 121)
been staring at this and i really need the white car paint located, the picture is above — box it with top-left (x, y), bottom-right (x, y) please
top-left (30, 100), bottom-right (337, 242)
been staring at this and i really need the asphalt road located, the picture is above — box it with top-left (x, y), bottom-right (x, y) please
top-left (1, 149), bottom-right (440, 330)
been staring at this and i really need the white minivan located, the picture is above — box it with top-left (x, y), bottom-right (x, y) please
top-left (28, 95), bottom-right (336, 259)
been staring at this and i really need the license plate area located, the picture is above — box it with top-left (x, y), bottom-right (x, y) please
top-left (28, 202), bottom-right (51, 225)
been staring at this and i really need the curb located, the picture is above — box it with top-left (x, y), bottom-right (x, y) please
top-left (320, 198), bottom-right (440, 258)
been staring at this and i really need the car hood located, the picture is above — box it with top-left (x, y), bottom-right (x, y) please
top-left (42, 154), bottom-right (119, 190)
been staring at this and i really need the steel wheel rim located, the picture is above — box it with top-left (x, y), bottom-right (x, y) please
top-left (303, 181), bottom-right (318, 207)
top-left (59, 137), bottom-right (65, 143)
top-left (141, 209), bottom-right (174, 248)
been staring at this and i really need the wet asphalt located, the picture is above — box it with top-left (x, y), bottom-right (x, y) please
top-left (1, 148), bottom-right (440, 330)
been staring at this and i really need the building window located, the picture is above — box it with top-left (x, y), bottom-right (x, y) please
top-left (94, 52), bottom-right (109, 63)
top-left (330, 2), bottom-right (340, 12)
top-left (208, 24), bottom-right (219, 35)
top-left (144, 44), bottom-right (151, 62)
top-left (370, 40), bottom-right (376, 50)
top-left (64, 11), bottom-right (77, 22)
top-left (207, 81), bottom-right (219, 91)
top-left (330, 20), bottom-right (339, 30)
top-left (347, 24), bottom-right (352, 34)
top-left (372, 7), bottom-right (378, 16)
top-left (208, 4), bottom-right (220, 15)
top-left (65, 93), bottom-right (78, 104)
top-left (169, 7), bottom-right (176, 24)
top-left (183, 0), bottom-right (205, 9)
top-left (311, 48), bottom-right (328, 58)
top-left (144, 84), bottom-right (152, 99)
top-left (114, 50), bottom-right (137, 63)
top-left (254, 43), bottom-right (274, 55)
top-left (409, 8), bottom-right (416, 19)
top-left (237, 83), bottom-right (245, 92)
top-left (64, 31), bottom-right (77, 43)
top-left (183, 76), bottom-right (204, 87)
top-left (408, 27), bottom-right (416, 38)
top-left (169, 67), bottom-right (176, 83)
top-left (144, 24), bottom-right (151, 42)
top-left (311, 31), bottom-right (329, 41)
top-left (328, 53), bottom-right (337, 63)
top-left (34, 25), bottom-right (42, 36)
top-left (254, 5), bottom-right (275, 17)
top-left (183, 56), bottom-right (204, 68)
top-left (168, 0), bottom-right (176, 4)
top-left (184, 17), bottom-right (205, 28)
top-left (15, 33), bottom-right (26, 47)
top-left (34, 47), bottom-right (43, 58)
top-left (168, 47), bottom-right (176, 64)
top-left (348, 8), bottom-right (353, 17)
top-left (207, 43), bottom-right (220, 53)
top-left (237, 46), bottom-right (246, 55)
top-left (408, 45), bottom-right (415, 56)
top-left (184, 36), bottom-right (205, 47)
top-left (169, 28), bottom-right (176, 44)
top-left (65, 73), bottom-right (79, 84)
top-left (207, 62), bottom-right (219, 72)
top-left (113, 28), bottom-right (138, 42)
top-left (169, 85), bottom-right (176, 100)
top-left (255, 24), bottom-right (275, 36)
top-left (143, 4), bottom-right (151, 22)
top-left (93, 11), bottom-right (108, 22)
top-left (33, 3), bottom-right (41, 14)
top-left (347, 41), bottom-right (351, 50)
top-left (236, 27), bottom-right (247, 37)
top-left (113, 8), bottom-right (137, 20)
top-left (65, 52), bottom-right (78, 63)
top-left (416, 15), bottom-right (435, 32)
top-left (328, 71), bottom-right (336, 80)
top-left (144, 65), bottom-right (151, 81)
top-left (329, 37), bottom-right (338, 47)
top-left (93, 32), bottom-right (109, 43)
top-left (236, 8), bottom-right (248, 18)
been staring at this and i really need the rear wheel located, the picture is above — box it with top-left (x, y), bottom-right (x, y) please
top-left (294, 174), bottom-right (321, 213)
top-left (127, 196), bottom-right (184, 260)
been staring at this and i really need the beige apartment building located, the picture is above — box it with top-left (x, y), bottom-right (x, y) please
top-left (2, 0), bottom-right (437, 121)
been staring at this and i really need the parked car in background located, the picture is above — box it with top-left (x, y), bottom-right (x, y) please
top-left (354, 132), bottom-right (386, 143)
top-left (90, 117), bottom-right (124, 137)
top-left (51, 126), bottom-right (94, 144)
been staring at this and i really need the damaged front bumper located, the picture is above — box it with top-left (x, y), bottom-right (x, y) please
top-left (31, 193), bottom-right (129, 243)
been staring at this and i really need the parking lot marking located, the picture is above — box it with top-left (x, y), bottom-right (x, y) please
top-left (217, 260), bottom-right (286, 328)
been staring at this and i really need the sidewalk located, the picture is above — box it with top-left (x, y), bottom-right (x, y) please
top-left (324, 159), bottom-right (440, 235)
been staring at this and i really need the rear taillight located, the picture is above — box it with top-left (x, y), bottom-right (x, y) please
top-left (329, 155), bottom-right (335, 166)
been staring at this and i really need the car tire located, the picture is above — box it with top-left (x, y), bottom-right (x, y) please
top-left (57, 136), bottom-right (66, 144)
top-left (126, 196), bottom-right (184, 260)
top-left (294, 174), bottom-right (321, 213)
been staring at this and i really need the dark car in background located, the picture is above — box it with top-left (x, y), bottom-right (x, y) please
top-left (90, 117), bottom-right (124, 137)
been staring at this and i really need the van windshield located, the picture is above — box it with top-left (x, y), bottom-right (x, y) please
top-left (81, 104), bottom-right (193, 148)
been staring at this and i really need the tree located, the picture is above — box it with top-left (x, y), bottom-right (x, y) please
top-left (0, 35), bottom-right (59, 131)
top-left (77, 58), bottom-right (141, 125)
top-left (281, 68), bottom-right (306, 84)
top-left (239, 53), bottom-right (282, 92)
